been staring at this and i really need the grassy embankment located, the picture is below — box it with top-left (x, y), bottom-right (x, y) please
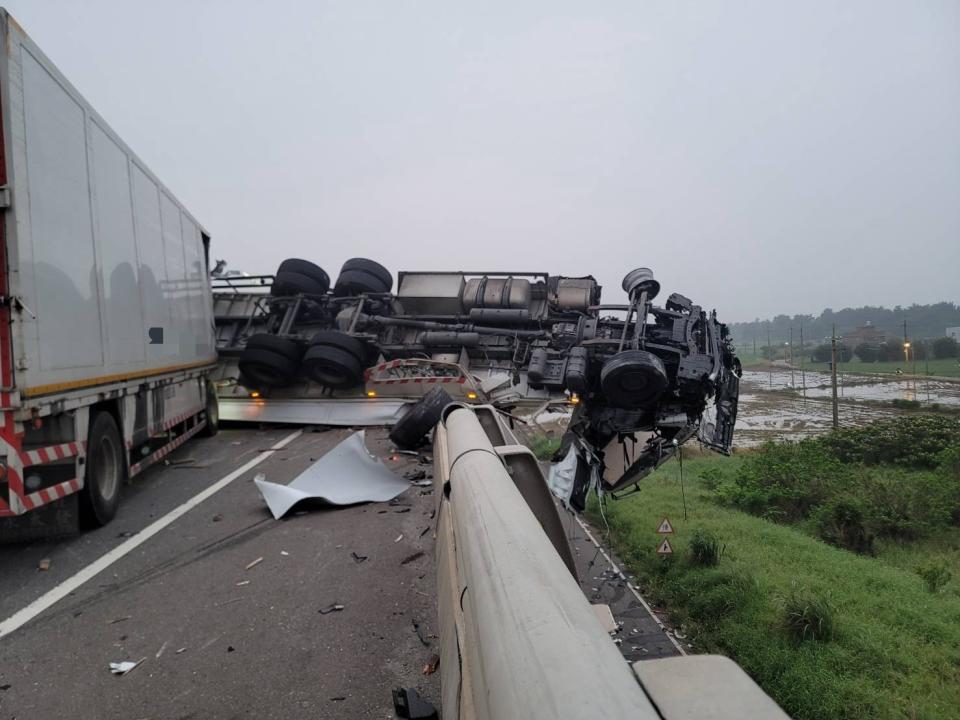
top-left (586, 417), bottom-right (960, 720)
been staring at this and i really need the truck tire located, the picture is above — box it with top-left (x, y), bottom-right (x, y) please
top-left (342, 258), bottom-right (393, 291)
top-left (245, 333), bottom-right (304, 363)
top-left (309, 330), bottom-right (366, 363)
top-left (334, 259), bottom-right (392, 296)
top-left (239, 345), bottom-right (301, 388)
top-left (302, 345), bottom-right (363, 388)
top-left (271, 270), bottom-right (328, 297)
top-left (600, 350), bottom-right (668, 408)
top-left (80, 411), bottom-right (125, 527)
top-left (388, 387), bottom-right (452, 450)
top-left (200, 381), bottom-right (219, 437)
top-left (276, 258), bottom-right (331, 290)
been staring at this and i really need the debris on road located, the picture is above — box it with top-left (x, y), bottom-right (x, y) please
top-left (280, 550), bottom-right (290, 556)
top-left (350, 551), bottom-right (368, 563)
top-left (411, 618), bottom-right (430, 646)
top-left (400, 551), bottom-right (424, 565)
top-left (418, 527), bottom-right (431, 538)
top-left (404, 468), bottom-right (427, 481)
top-left (106, 616), bottom-right (131, 625)
top-left (212, 513), bottom-right (223, 522)
top-left (394, 534), bottom-right (404, 543)
top-left (37, 558), bottom-right (50, 571)
top-left (155, 641), bottom-right (168, 659)
top-left (236, 580), bottom-right (250, 587)
top-left (109, 658), bottom-right (145, 676)
top-left (422, 654), bottom-right (440, 675)
top-left (410, 480), bottom-right (432, 487)
top-left (392, 687), bottom-right (439, 720)
top-left (319, 603), bottom-right (345, 615)
top-left (254, 431), bottom-right (409, 519)
top-left (245, 557), bottom-right (264, 570)
top-left (176, 647), bottom-right (187, 655)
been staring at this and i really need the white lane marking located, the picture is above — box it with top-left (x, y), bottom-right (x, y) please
top-left (574, 515), bottom-right (687, 656)
top-left (0, 430), bottom-right (303, 639)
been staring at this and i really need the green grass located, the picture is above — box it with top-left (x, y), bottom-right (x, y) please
top-left (526, 434), bottom-right (561, 460)
top-left (591, 455), bottom-right (960, 720)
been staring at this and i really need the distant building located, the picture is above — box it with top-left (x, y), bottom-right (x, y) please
top-left (947, 327), bottom-right (960, 342)
top-left (842, 322), bottom-right (886, 347)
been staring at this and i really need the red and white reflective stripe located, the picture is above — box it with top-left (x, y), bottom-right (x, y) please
top-left (374, 376), bottom-right (467, 385)
top-left (20, 441), bottom-right (84, 468)
top-left (161, 407), bottom-right (203, 431)
top-left (130, 419), bottom-right (204, 477)
top-left (19, 478), bottom-right (82, 511)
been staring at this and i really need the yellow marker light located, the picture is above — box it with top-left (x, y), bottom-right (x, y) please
top-left (570, 393), bottom-right (581, 405)
top-left (366, 390), bottom-right (377, 398)
top-left (466, 391), bottom-right (478, 400)
top-left (250, 390), bottom-right (261, 398)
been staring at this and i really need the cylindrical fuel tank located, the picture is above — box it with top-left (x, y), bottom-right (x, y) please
top-left (422, 331), bottom-right (481, 347)
top-left (564, 346), bottom-right (590, 393)
top-left (553, 278), bottom-right (597, 313)
top-left (462, 277), bottom-right (531, 311)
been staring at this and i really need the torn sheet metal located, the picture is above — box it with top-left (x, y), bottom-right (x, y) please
top-left (255, 430), bottom-right (409, 519)
top-left (220, 398), bottom-right (410, 426)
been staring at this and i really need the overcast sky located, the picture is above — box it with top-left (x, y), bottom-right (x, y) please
top-left (5, 0), bottom-right (958, 322)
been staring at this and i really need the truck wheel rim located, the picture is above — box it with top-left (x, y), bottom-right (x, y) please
top-left (95, 433), bottom-right (120, 500)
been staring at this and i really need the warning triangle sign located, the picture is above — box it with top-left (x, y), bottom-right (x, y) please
top-left (657, 538), bottom-right (673, 555)
top-left (656, 517), bottom-right (674, 534)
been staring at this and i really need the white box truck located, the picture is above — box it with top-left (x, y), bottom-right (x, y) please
top-left (0, 9), bottom-right (218, 527)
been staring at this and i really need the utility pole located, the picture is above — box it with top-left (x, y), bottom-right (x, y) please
top-left (799, 321), bottom-right (806, 398)
top-left (789, 326), bottom-right (795, 388)
top-left (830, 323), bottom-right (839, 429)
top-left (767, 326), bottom-right (772, 389)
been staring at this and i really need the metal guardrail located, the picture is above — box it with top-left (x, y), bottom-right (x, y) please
top-left (433, 404), bottom-right (793, 720)
top-left (434, 405), bottom-right (660, 719)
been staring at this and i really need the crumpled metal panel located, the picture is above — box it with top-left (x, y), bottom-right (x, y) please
top-left (254, 430), bottom-right (409, 519)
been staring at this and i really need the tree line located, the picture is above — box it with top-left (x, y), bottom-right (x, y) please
top-left (731, 302), bottom-right (960, 349)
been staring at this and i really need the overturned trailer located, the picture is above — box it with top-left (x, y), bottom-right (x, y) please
top-left (212, 258), bottom-right (740, 495)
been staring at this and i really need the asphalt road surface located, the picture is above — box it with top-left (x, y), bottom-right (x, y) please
top-left (0, 426), bottom-right (440, 720)
top-left (0, 424), bottom-right (679, 720)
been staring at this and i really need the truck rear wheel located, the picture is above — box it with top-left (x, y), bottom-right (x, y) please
top-left (200, 381), bottom-right (219, 437)
top-left (80, 411), bottom-right (125, 527)
top-left (334, 258), bottom-right (392, 296)
top-left (302, 346), bottom-right (362, 388)
top-left (239, 336), bottom-right (303, 387)
top-left (388, 387), bottom-right (452, 449)
top-left (342, 258), bottom-right (393, 291)
top-left (271, 270), bottom-right (328, 297)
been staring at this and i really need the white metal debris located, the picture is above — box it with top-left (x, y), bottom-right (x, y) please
top-left (254, 431), bottom-right (410, 519)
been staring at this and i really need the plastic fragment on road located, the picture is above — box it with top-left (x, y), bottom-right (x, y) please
top-left (254, 430), bottom-right (410, 519)
top-left (392, 687), bottom-right (439, 720)
top-left (109, 658), bottom-right (145, 675)
top-left (319, 603), bottom-right (344, 615)
top-left (245, 557), bottom-right (264, 570)
top-left (37, 558), bottom-right (50, 571)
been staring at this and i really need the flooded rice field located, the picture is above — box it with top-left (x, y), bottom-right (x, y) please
top-left (744, 369), bottom-right (960, 407)
top-left (735, 370), bottom-right (960, 447)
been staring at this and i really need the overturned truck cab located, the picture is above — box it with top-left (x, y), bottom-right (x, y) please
top-left (212, 258), bottom-right (740, 499)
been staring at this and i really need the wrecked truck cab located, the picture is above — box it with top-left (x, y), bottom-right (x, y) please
top-left (211, 261), bottom-right (740, 496)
